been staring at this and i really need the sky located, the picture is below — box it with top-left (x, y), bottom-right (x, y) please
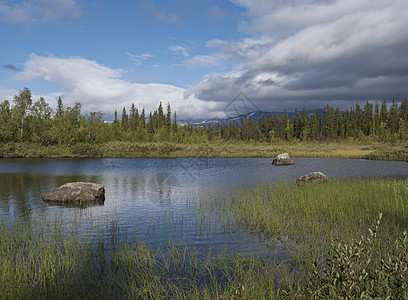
top-left (1, 0), bottom-right (408, 120)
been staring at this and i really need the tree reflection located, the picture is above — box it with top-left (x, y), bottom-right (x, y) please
top-left (0, 173), bottom-right (101, 218)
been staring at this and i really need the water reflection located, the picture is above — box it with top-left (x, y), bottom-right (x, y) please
top-left (146, 172), bottom-right (181, 206)
top-left (0, 157), bottom-right (407, 256)
top-left (44, 200), bottom-right (105, 209)
top-left (0, 172), bottom-right (102, 218)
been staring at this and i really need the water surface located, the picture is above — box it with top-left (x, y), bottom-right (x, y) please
top-left (1, 157), bottom-right (407, 255)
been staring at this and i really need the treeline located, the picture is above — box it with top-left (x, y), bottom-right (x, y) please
top-left (1, 88), bottom-right (408, 146)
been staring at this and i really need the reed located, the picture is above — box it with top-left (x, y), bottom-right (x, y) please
top-left (0, 216), bottom-right (281, 299)
top-left (197, 178), bottom-right (408, 298)
top-left (1, 178), bottom-right (408, 298)
top-left (199, 178), bottom-right (408, 241)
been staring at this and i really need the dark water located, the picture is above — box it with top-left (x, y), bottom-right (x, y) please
top-left (1, 157), bottom-right (407, 255)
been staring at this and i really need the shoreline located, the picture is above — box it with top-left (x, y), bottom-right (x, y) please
top-left (1, 141), bottom-right (407, 161)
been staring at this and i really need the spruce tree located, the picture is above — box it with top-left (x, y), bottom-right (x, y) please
top-left (380, 98), bottom-right (388, 125)
top-left (121, 107), bottom-right (129, 131)
top-left (166, 103), bottom-right (172, 129)
top-left (293, 108), bottom-right (302, 139)
top-left (334, 106), bottom-right (343, 139)
top-left (389, 97), bottom-right (399, 134)
top-left (373, 102), bottom-right (380, 138)
top-left (362, 101), bottom-right (373, 136)
top-left (56, 96), bottom-right (64, 118)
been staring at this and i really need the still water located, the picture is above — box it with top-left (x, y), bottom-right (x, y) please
top-left (1, 157), bottom-right (407, 255)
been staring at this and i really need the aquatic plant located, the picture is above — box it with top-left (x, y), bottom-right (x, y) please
top-left (1, 178), bottom-right (408, 298)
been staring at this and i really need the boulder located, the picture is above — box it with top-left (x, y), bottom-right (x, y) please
top-left (296, 172), bottom-right (328, 183)
top-left (42, 182), bottom-right (105, 206)
top-left (272, 153), bottom-right (295, 165)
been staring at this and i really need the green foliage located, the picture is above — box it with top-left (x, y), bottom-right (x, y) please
top-left (307, 214), bottom-right (408, 299)
top-left (71, 142), bottom-right (103, 157)
top-left (2, 88), bottom-right (408, 158)
top-left (198, 179), bottom-right (408, 298)
top-left (0, 217), bottom-right (279, 299)
top-left (1, 176), bottom-right (407, 298)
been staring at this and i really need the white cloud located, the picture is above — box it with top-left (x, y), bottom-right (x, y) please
top-left (203, 6), bottom-right (223, 19)
top-left (14, 54), bottom-right (222, 119)
top-left (206, 39), bottom-right (227, 48)
top-left (0, 2), bottom-right (33, 24)
top-left (126, 52), bottom-right (154, 65)
top-left (0, 0), bottom-right (81, 24)
top-left (188, 0), bottom-right (408, 112)
top-left (185, 36), bottom-right (273, 67)
top-left (36, 0), bottom-right (81, 19)
top-left (184, 55), bottom-right (220, 68)
top-left (168, 45), bottom-right (189, 58)
top-left (139, 1), bottom-right (181, 24)
top-left (0, 87), bottom-right (18, 102)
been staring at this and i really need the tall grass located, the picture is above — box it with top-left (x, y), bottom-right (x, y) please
top-left (0, 216), bottom-right (281, 299)
top-left (1, 178), bottom-right (408, 298)
top-left (197, 178), bottom-right (408, 298)
top-left (199, 178), bottom-right (408, 242)
top-left (2, 141), bottom-right (408, 160)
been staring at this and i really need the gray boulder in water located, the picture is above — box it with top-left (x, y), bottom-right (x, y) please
top-left (296, 172), bottom-right (328, 183)
top-left (272, 152), bottom-right (295, 165)
top-left (42, 182), bottom-right (105, 206)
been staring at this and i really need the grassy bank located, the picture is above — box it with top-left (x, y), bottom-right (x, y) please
top-left (198, 178), bottom-right (408, 298)
top-left (199, 178), bottom-right (408, 242)
top-left (1, 141), bottom-right (408, 160)
top-left (1, 178), bottom-right (408, 298)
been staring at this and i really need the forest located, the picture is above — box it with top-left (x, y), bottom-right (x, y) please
top-left (1, 87), bottom-right (408, 157)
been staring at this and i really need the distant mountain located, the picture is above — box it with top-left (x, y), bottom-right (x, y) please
top-left (179, 109), bottom-right (324, 127)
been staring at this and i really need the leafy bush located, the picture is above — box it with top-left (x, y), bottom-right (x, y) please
top-left (71, 143), bottom-right (103, 157)
top-left (307, 214), bottom-right (408, 299)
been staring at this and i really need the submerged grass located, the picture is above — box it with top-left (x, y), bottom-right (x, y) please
top-left (0, 216), bottom-right (281, 299)
top-left (198, 178), bottom-right (408, 298)
top-left (200, 178), bottom-right (408, 242)
top-left (1, 178), bottom-right (408, 298)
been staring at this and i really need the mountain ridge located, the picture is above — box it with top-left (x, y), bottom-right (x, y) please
top-left (178, 109), bottom-right (324, 127)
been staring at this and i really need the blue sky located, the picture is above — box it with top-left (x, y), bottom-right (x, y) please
top-left (1, 0), bottom-right (408, 119)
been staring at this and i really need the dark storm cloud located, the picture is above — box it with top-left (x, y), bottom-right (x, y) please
top-left (188, 0), bottom-right (408, 112)
top-left (2, 64), bottom-right (22, 72)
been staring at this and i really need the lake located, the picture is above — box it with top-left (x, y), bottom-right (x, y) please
top-left (1, 157), bottom-right (407, 256)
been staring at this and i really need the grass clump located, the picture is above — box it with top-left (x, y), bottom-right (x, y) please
top-left (198, 178), bottom-right (408, 298)
top-left (2, 178), bottom-right (408, 298)
top-left (200, 178), bottom-right (408, 242)
top-left (0, 217), bottom-right (280, 299)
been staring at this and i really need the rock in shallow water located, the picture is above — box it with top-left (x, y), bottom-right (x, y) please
top-left (42, 182), bottom-right (105, 207)
top-left (272, 152), bottom-right (295, 165)
top-left (296, 172), bottom-right (328, 183)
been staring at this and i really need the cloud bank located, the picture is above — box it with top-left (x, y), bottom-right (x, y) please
top-left (15, 54), bottom-right (220, 119)
top-left (188, 0), bottom-right (408, 112)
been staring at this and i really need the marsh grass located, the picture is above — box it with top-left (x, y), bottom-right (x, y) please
top-left (2, 141), bottom-right (408, 160)
top-left (199, 178), bottom-right (408, 241)
top-left (197, 178), bottom-right (408, 298)
top-left (0, 215), bottom-right (282, 299)
top-left (1, 178), bottom-right (408, 298)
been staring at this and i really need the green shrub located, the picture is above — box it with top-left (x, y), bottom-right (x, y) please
top-left (306, 214), bottom-right (408, 299)
top-left (71, 143), bottom-right (103, 157)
